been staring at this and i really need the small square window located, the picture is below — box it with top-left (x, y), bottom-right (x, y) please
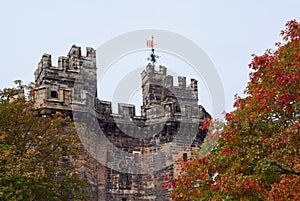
top-left (51, 90), bottom-right (58, 98)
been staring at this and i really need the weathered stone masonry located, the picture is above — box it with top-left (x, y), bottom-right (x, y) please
top-left (32, 45), bottom-right (211, 201)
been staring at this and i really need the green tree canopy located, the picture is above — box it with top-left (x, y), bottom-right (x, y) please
top-left (0, 84), bottom-right (89, 200)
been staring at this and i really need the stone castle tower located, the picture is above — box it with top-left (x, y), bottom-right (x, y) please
top-left (32, 45), bottom-right (211, 201)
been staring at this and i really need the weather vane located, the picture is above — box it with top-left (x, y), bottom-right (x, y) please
top-left (146, 36), bottom-right (159, 65)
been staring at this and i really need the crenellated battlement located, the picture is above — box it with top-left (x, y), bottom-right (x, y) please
top-left (164, 75), bottom-right (198, 92)
top-left (34, 45), bottom-right (96, 85)
top-left (32, 45), bottom-right (97, 114)
top-left (31, 44), bottom-right (211, 201)
top-left (32, 45), bottom-right (205, 120)
top-left (92, 97), bottom-right (207, 124)
top-left (141, 63), bottom-right (167, 77)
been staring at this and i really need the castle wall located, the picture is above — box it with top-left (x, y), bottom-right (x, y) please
top-left (31, 45), bottom-right (211, 201)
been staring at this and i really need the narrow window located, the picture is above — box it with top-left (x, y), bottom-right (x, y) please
top-left (183, 153), bottom-right (188, 162)
top-left (51, 90), bottom-right (58, 98)
top-left (175, 105), bottom-right (181, 112)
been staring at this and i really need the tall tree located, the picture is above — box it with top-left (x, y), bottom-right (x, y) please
top-left (163, 20), bottom-right (300, 201)
top-left (0, 84), bottom-right (89, 200)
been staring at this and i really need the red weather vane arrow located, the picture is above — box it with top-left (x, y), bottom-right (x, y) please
top-left (146, 35), bottom-right (157, 48)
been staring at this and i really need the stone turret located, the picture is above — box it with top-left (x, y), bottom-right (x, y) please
top-left (32, 45), bottom-right (96, 114)
top-left (31, 45), bottom-right (211, 201)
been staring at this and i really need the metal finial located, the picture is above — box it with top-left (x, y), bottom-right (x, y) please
top-left (146, 36), bottom-right (159, 65)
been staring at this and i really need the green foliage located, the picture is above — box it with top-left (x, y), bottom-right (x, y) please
top-left (0, 84), bottom-right (90, 200)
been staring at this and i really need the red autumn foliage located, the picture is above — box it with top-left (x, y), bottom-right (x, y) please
top-left (163, 20), bottom-right (300, 201)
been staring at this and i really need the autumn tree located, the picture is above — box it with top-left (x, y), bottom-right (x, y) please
top-left (0, 84), bottom-right (90, 200)
top-left (163, 20), bottom-right (300, 201)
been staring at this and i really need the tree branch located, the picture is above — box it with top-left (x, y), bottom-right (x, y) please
top-left (274, 163), bottom-right (300, 176)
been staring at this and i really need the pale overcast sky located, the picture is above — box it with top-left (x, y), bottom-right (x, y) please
top-left (0, 0), bottom-right (299, 118)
